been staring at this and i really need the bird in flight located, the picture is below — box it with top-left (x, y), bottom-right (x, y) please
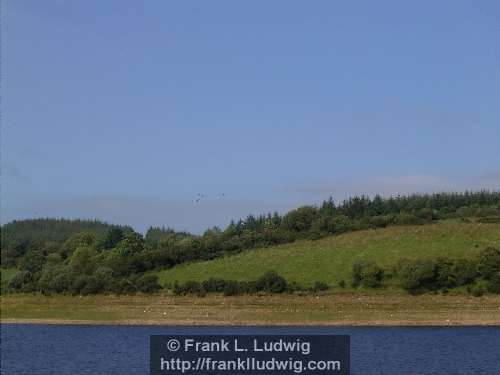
top-left (195, 193), bottom-right (226, 202)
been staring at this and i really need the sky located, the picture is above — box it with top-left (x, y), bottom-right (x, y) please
top-left (1, 0), bottom-right (499, 233)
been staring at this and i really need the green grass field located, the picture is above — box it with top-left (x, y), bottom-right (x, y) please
top-left (157, 221), bottom-right (500, 290)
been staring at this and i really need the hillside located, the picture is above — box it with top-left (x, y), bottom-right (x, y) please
top-left (0, 218), bottom-right (129, 267)
top-left (1, 218), bottom-right (124, 245)
top-left (157, 221), bottom-right (500, 290)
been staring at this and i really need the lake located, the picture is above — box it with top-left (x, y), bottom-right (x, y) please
top-left (1, 325), bottom-right (499, 374)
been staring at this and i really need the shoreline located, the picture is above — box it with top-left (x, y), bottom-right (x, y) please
top-left (2, 294), bottom-right (500, 326)
top-left (3, 318), bottom-right (500, 327)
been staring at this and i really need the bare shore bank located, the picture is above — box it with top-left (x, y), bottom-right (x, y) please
top-left (2, 294), bottom-right (500, 326)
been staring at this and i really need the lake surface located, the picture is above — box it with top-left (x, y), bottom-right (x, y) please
top-left (1, 325), bottom-right (499, 374)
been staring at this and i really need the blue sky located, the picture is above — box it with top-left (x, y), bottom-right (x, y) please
top-left (2, 0), bottom-right (499, 233)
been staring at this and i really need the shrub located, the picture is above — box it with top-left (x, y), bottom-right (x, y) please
top-left (202, 278), bottom-right (227, 293)
top-left (286, 281), bottom-right (306, 293)
top-left (361, 263), bottom-right (385, 288)
top-left (104, 251), bottom-right (145, 277)
top-left (434, 257), bottom-right (456, 289)
top-left (172, 281), bottom-right (182, 295)
top-left (398, 256), bottom-right (482, 294)
top-left (311, 281), bottom-right (329, 292)
top-left (80, 276), bottom-right (104, 295)
top-left (38, 265), bottom-right (74, 294)
top-left (471, 286), bottom-right (485, 297)
top-left (70, 276), bottom-right (85, 295)
top-left (135, 274), bottom-right (161, 293)
top-left (19, 250), bottom-right (45, 274)
top-left (398, 259), bottom-right (437, 294)
top-left (111, 278), bottom-right (137, 294)
top-left (173, 281), bottom-right (206, 297)
top-left (415, 208), bottom-right (439, 221)
top-left (352, 261), bottom-right (363, 287)
top-left (310, 216), bottom-right (336, 236)
top-left (352, 260), bottom-right (385, 288)
top-left (255, 271), bottom-right (287, 293)
top-left (452, 259), bottom-right (478, 286)
top-left (223, 280), bottom-right (241, 296)
top-left (477, 247), bottom-right (500, 280)
top-left (240, 280), bottom-right (260, 294)
top-left (94, 266), bottom-right (114, 292)
top-left (310, 214), bottom-right (357, 238)
top-left (397, 257), bottom-right (482, 294)
top-left (331, 215), bottom-right (352, 234)
top-left (63, 232), bottom-right (97, 257)
top-left (486, 271), bottom-right (500, 294)
top-left (367, 215), bottom-right (393, 229)
top-left (71, 275), bottom-right (104, 295)
top-left (338, 280), bottom-right (346, 288)
top-left (394, 213), bottom-right (425, 226)
top-left (51, 272), bottom-right (75, 294)
top-left (281, 206), bottom-right (319, 233)
top-left (45, 253), bottom-right (62, 267)
top-left (69, 246), bottom-right (97, 276)
top-left (467, 282), bottom-right (487, 297)
top-left (8, 271), bottom-right (34, 291)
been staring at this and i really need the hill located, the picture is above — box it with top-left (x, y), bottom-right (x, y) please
top-left (1, 218), bottom-right (124, 244)
top-left (157, 221), bottom-right (500, 290)
top-left (0, 218), bottom-right (127, 267)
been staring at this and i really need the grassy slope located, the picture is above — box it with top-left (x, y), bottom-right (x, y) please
top-left (157, 221), bottom-right (500, 290)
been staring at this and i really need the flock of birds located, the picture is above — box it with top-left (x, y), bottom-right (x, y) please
top-left (32, 193), bottom-right (227, 216)
top-left (195, 193), bottom-right (226, 203)
top-left (32, 194), bottom-right (226, 216)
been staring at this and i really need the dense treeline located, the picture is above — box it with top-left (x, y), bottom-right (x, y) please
top-left (1, 219), bottom-right (130, 267)
top-left (350, 246), bottom-right (500, 296)
top-left (172, 272), bottom-right (329, 297)
top-left (1, 191), bottom-right (500, 295)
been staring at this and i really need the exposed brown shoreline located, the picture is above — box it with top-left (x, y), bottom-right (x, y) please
top-left (3, 318), bottom-right (500, 326)
top-left (2, 294), bottom-right (500, 326)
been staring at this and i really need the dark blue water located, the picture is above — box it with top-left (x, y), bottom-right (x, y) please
top-left (1, 325), bottom-right (499, 375)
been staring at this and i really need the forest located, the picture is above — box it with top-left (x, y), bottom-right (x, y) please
top-left (1, 190), bottom-right (500, 296)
